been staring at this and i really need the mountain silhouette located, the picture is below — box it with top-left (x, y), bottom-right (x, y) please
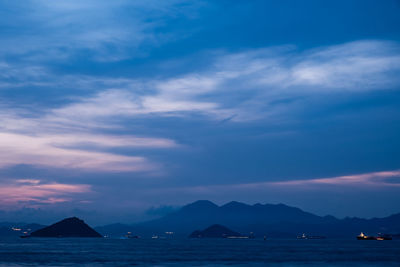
top-left (3, 201), bottom-right (400, 239)
top-left (189, 224), bottom-right (241, 238)
top-left (30, 217), bottom-right (102, 238)
top-left (95, 200), bottom-right (400, 238)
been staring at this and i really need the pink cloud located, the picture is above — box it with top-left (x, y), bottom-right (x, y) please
top-left (0, 132), bottom-right (158, 172)
top-left (0, 179), bottom-right (92, 209)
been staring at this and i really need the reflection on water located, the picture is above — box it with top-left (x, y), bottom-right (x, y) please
top-left (0, 238), bottom-right (399, 266)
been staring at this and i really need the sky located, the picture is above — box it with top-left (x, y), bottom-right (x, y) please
top-left (0, 0), bottom-right (400, 225)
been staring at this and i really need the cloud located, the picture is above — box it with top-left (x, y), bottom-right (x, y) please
top-left (50, 89), bottom-right (218, 123)
top-left (270, 170), bottom-right (400, 187)
top-left (56, 40), bottom-right (400, 122)
top-left (104, 41), bottom-right (400, 118)
top-left (0, 93), bottom-right (178, 173)
top-left (289, 41), bottom-right (400, 89)
top-left (2, 40), bottom-right (400, 121)
top-left (0, 134), bottom-right (143, 172)
top-left (152, 170), bottom-right (400, 196)
top-left (0, 0), bottom-right (201, 62)
top-left (11, 40), bottom-right (395, 124)
top-left (0, 179), bottom-right (91, 208)
top-left (0, 40), bottom-right (399, 173)
top-left (0, 101), bottom-right (178, 172)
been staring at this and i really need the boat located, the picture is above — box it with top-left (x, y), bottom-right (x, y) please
top-left (124, 232), bottom-right (140, 239)
top-left (297, 233), bottom-right (307, 239)
top-left (297, 233), bottom-right (326, 239)
top-left (357, 232), bottom-right (392, 240)
top-left (357, 232), bottom-right (375, 240)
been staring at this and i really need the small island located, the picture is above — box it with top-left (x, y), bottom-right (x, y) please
top-left (29, 217), bottom-right (102, 238)
top-left (189, 224), bottom-right (242, 238)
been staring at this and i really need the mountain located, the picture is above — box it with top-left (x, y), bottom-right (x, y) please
top-left (189, 224), bottom-right (241, 238)
top-left (3, 201), bottom-right (399, 239)
top-left (96, 200), bottom-right (400, 238)
top-left (30, 217), bottom-right (102, 238)
top-left (124, 200), bottom-right (335, 237)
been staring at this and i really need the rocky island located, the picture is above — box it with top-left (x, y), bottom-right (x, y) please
top-left (29, 217), bottom-right (102, 238)
top-left (189, 224), bottom-right (242, 238)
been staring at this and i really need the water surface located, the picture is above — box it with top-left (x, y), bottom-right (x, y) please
top-left (0, 238), bottom-right (399, 266)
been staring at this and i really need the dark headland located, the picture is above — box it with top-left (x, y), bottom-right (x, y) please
top-left (30, 217), bottom-right (102, 238)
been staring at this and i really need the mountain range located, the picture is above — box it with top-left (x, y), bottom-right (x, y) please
top-left (95, 200), bottom-right (400, 238)
top-left (2, 200), bottom-right (400, 239)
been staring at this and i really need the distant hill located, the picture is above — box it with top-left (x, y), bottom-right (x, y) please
top-left (2, 201), bottom-right (400, 239)
top-left (95, 200), bottom-right (400, 238)
top-left (30, 217), bottom-right (102, 238)
top-left (189, 224), bottom-right (241, 238)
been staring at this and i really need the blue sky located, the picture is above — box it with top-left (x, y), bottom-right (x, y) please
top-left (0, 0), bottom-right (400, 224)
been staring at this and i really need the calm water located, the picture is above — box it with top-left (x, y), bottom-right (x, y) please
top-left (0, 238), bottom-right (399, 266)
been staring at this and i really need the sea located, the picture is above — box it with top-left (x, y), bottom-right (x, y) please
top-left (0, 238), bottom-right (399, 266)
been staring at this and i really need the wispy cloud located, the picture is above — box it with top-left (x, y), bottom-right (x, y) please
top-left (289, 41), bottom-right (400, 89)
top-left (270, 170), bottom-right (400, 187)
top-left (0, 88), bottom-right (179, 171)
top-left (0, 179), bottom-right (91, 208)
top-left (12, 40), bottom-right (397, 124)
top-left (0, 132), bottom-right (153, 172)
top-left (153, 170), bottom-right (400, 196)
top-left (2, 40), bottom-right (400, 121)
top-left (0, 92), bottom-right (178, 173)
top-left (1, 40), bottom-right (399, 173)
top-left (70, 41), bottom-right (400, 121)
top-left (0, 0), bottom-right (201, 62)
